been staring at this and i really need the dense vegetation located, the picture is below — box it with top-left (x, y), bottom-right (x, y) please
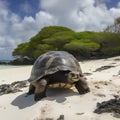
top-left (13, 20), bottom-right (120, 61)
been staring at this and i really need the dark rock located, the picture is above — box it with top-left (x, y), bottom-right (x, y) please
top-left (94, 65), bottom-right (115, 72)
top-left (0, 80), bottom-right (28, 95)
top-left (0, 61), bottom-right (9, 65)
top-left (9, 58), bottom-right (34, 65)
top-left (94, 96), bottom-right (120, 117)
top-left (11, 80), bottom-right (28, 88)
top-left (0, 84), bottom-right (9, 95)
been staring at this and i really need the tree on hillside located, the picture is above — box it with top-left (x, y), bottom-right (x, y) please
top-left (12, 25), bottom-right (120, 61)
top-left (12, 42), bottom-right (29, 57)
top-left (104, 17), bottom-right (120, 33)
top-left (12, 26), bottom-right (74, 59)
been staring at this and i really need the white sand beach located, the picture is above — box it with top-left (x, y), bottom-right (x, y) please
top-left (0, 56), bottom-right (120, 120)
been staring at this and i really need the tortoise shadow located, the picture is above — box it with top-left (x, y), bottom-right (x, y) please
top-left (11, 93), bottom-right (36, 109)
top-left (11, 88), bottom-right (79, 109)
top-left (46, 88), bottom-right (79, 103)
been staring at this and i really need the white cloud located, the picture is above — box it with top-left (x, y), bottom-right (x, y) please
top-left (110, 8), bottom-right (120, 18)
top-left (118, 2), bottom-right (120, 8)
top-left (0, 0), bottom-right (120, 59)
top-left (40, 0), bottom-right (119, 31)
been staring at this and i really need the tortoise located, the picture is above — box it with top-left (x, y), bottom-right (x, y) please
top-left (27, 51), bottom-right (90, 101)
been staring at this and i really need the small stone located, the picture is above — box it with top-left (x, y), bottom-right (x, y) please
top-left (104, 82), bottom-right (108, 85)
top-left (57, 114), bottom-right (64, 120)
top-left (45, 118), bottom-right (54, 120)
top-left (118, 70), bottom-right (120, 75)
top-left (76, 113), bottom-right (84, 115)
top-left (94, 93), bottom-right (106, 97)
top-left (95, 85), bottom-right (100, 89)
top-left (114, 58), bottom-right (120, 61)
top-left (83, 72), bottom-right (92, 76)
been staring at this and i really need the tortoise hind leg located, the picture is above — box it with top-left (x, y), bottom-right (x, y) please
top-left (27, 83), bottom-right (35, 95)
top-left (75, 79), bottom-right (90, 94)
top-left (34, 79), bottom-right (47, 101)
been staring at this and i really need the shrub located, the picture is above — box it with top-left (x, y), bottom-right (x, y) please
top-left (32, 44), bottom-right (54, 58)
top-left (64, 39), bottom-right (100, 58)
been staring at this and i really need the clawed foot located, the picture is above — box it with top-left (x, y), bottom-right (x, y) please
top-left (34, 94), bottom-right (46, 101)
top-left (75, 80), bottom-right (90, 95)
top-left (78, 87), bottom-right (90, 94)
top-left (27, 91), bottom-right (34, 95)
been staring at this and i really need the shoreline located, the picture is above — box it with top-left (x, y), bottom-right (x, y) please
top-left (0, 54), bottom-right (120, 66)
top-left (0, 56), bottom-right (120, 120)
top-left (0, 64), bottom-right (32, 70)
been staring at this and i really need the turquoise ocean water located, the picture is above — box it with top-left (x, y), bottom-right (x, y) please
top-left (0, 65), bottom-right (21, 69)
top-left (0, 60), bottom-right (21, 69)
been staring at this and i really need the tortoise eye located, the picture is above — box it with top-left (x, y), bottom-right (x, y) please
top-left (74, 74), bottom-right (79, 78)
top-left (71, 73), bottom-right (75, 76)
top-left (70, 72), bottom-right (79, 78)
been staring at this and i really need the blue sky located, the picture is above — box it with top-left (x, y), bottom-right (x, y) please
top-left (8, 0), bottom-right (40, 18)
top-left (103, 0), bottom-right (120, 8)
top-left (0, 0), bottom-right (120, 60)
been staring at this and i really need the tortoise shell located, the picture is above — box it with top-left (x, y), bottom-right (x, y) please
top-left (28, 51), bottom-right (83, 82)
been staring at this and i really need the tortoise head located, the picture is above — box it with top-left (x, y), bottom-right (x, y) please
top-left (67, 71), bottom-right (80, 83)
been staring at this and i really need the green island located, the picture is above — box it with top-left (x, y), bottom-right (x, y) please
top-left (12, 17), bottom-right (120, 64)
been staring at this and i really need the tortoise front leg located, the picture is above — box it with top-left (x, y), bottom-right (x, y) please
top-left (75, 78), bottom-right (90, 94)
top-left (34, 79), bottom-right (47, 101)
top-left (27, 83), bottom-right (35, 95)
